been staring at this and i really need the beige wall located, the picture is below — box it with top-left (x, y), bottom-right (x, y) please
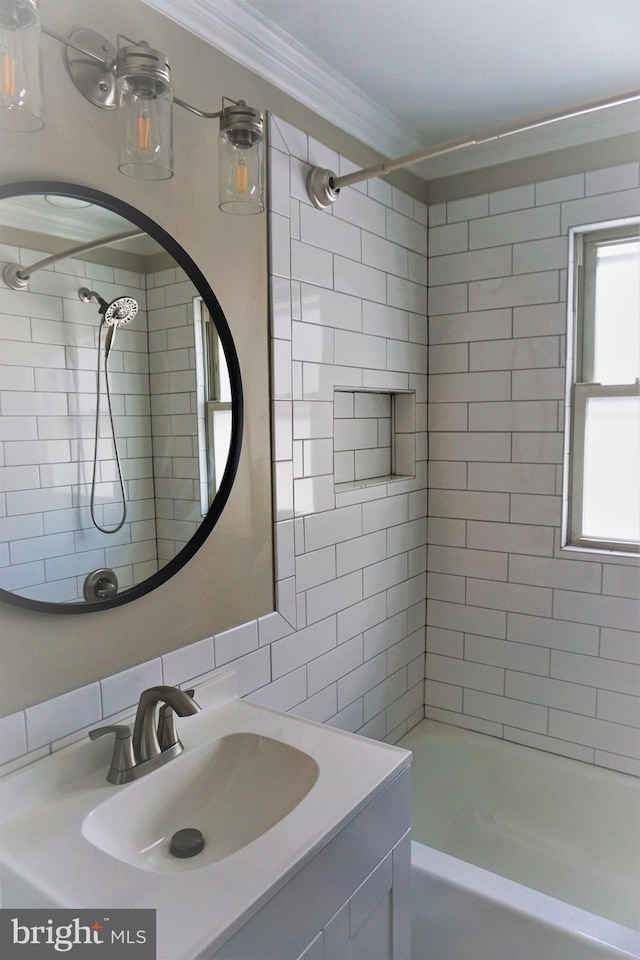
top-left (0, 0), bottom-right (276, 712)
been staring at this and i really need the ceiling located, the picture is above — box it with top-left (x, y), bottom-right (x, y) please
top-left (245, 0), bottom-right (640, 140)
top-left (0, 194), bottom-right (162, 253)
top-left (145, 0), bottom-right (640, 181)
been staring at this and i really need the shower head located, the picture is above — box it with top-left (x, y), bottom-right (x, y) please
top-left (78, 287), bottom-right (139, 325)
top-left (104, 296), bottom-right (139, 327)
top-left (79, 287), bottom-right (139, 360)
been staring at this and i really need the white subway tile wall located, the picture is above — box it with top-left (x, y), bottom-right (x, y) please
top-left (2, 131), bottom-right (638, 780)
top-left (426, 161), bottom-right (640, 775)
top-left (0, 253), bottom-right (203, 601)
top-left (0, 252), bottom-right (157, 601)
top-left (263, 115), bottom-right (427, 739)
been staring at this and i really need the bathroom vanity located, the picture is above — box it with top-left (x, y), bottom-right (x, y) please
top-left (0, 670), bottom-right (411, 959)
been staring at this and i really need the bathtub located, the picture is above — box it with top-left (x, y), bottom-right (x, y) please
top-left (397, 720), bottom-right (640, 960)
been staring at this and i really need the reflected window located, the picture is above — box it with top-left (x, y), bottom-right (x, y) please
top-left (195, 298), bottom-right (233, 514)
top-left (566, 223), bottom-right (640, 552)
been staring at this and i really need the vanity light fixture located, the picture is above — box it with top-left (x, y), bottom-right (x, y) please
top-left (0, 15), bottom-right (265, 210)
top-left (0, 0), bottom-right (44, 131)
top-left (218, 99), bottom-right (265, 214)
top-left (116, 39), bottom-right (174, 181)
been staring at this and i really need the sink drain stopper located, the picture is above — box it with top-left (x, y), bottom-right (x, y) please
top-left (169, 828), bottom-right (205, 858)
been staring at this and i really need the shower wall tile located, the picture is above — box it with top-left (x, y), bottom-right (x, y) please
top-left (0, 711), bottom-right (27, 765)
top-left (33, 116), bottom-right (416, 752)
top-left (585, 161), bottom-right (639, 195)
top-left (426, 160), bottom-right (640, 774)
top-left (332, 189), bottom-right (387, 237)
top-left (597, 691), bottom-right (640, 728)
top-left (0, 251), bottom-right (161, 602)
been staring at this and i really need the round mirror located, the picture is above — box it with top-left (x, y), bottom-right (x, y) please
top-left (0, 181), bottom-right (243, 613)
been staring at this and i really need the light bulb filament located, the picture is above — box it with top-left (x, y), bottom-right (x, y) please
top-left (235, 155), bottom-right (248, 194)
top-left (137, 113), bottom-right (150, 151)
top-left (0, 50), bottom-right (16, 98)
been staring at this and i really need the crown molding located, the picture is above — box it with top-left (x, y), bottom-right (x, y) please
top-left (142, 0), bottom-right (640, 180)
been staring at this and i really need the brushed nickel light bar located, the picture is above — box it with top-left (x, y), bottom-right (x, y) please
top-left (307, 90), bottom-right (640, 209)
top-left (0, 15), bottom-right (265, 210)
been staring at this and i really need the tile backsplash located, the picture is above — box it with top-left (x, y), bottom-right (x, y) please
top-left (1, 120), bottom-right (638, 778)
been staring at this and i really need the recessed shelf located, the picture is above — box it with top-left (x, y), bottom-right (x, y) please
top-left (333, 388), bottom-right (416, 492)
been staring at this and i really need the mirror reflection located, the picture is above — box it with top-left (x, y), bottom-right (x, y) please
top-left (0, 189), bottom-right (237, 607)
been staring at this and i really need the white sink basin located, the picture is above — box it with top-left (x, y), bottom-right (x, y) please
top-left (0, 668), bottom-right (410, 960)
top-left (82, 732), bottom-right (319, 872)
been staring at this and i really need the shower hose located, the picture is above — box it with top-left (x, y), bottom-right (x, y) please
top-left (90, 317), bottom-right (128, 534)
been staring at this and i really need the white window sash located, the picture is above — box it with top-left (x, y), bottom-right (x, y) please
top-left (570, 381), bottom-right (640, 552)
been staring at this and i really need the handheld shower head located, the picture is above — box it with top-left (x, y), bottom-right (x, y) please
top-left (79, 288), bottom-right (139, 360)
top-left (78, 287), bottom-right (139, 325)
top-left (103, 297), bottom-right (138, 359)
top-left (104, 296), bottom-right (139, 327)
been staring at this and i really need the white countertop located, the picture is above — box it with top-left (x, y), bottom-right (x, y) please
top-left (0, 670), bottom-right (411, 959)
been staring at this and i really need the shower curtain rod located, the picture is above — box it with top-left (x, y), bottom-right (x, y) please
top-left (3, 228), bottom-right (145, 291)
top-left (306, 89), bottom-right (640, 208)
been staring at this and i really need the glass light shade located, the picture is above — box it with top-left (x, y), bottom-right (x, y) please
top-left (219, 136), bottom-right (264, 214)
top-left (117, 44), bottom-right (173, 181)
top-left (0, 0), bottom-right (43, 131)
top-left (218, 102), bottom-right (264, 214)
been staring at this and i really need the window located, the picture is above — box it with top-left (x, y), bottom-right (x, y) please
top-left (566, 222), bottom-right (640, 553)
top-left (194, 299), bottom-right (233, 515)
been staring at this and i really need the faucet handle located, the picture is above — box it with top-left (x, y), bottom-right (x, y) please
top-left (157, 689), bottom-right (195, 751)
top-left (89, 724), bottom-right (136, 783)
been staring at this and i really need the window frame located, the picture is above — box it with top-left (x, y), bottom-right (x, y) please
top-left (195, 298), bottom-right (234, 514)
top-left (204, 327), bottom-right (233, 500)
top-left (564, 219), bottom-right (640, 555)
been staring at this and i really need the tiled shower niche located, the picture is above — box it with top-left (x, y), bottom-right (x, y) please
top-left (334, 388), bottom-right (416, 492)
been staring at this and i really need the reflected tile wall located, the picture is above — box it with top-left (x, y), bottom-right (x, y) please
top-left (0, 252), bottom-right (155, 601)
top-left (0, 256), bottom-right (204, 601)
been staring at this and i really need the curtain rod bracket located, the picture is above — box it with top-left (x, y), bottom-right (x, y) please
top-left (307, 167), bottom-right (341, 210)
top-left (3, 263), bottom-right (30, 290)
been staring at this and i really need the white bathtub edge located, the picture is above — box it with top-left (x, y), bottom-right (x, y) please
top-left (412, 841), bottom-right (640, 960)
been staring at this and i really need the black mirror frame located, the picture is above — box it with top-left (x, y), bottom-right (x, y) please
top-left (0, 180), bottom-right (243, 614)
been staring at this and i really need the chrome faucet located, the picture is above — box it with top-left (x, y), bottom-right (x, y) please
top-left (89, 685), bottom-right (201, 784)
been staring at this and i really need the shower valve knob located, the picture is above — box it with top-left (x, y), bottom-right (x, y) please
top-left (84, 568), bottom-right (118, 601)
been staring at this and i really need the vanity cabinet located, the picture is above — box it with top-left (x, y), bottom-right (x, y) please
top-left (210, 769), bottom-right (411, 960)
